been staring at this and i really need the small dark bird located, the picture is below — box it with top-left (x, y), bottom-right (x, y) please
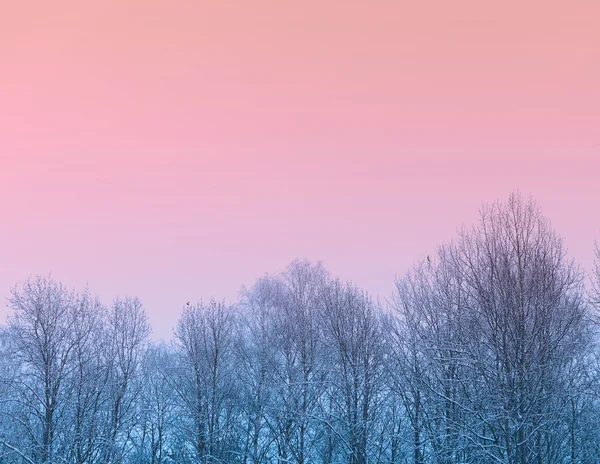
top-left (427, 255), bottom-right (431, 263)
top-left (186, 301), bottom-right (190, 306)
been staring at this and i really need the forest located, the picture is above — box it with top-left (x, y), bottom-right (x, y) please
top-left (1, 193), bottom-right (599, 464)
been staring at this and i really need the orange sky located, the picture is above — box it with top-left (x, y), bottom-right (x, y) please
top-left (1, 0), bottom-right (599, 339)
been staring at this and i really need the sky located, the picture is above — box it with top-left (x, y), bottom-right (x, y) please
top-left (1, 0), bottom-right (599, 339)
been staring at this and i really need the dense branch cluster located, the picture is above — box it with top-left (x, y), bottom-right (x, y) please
top-left (1, 194), bottom-right (599, 464)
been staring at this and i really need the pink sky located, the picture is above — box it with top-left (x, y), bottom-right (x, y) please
top-left (1, 0), bottom-right (599, 339)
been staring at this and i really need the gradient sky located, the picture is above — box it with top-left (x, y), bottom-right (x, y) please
top-left (1, 0), bottom-right (599, 339)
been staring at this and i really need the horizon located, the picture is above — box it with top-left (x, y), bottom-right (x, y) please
top-left (1, 191), bottom-right (598, 341)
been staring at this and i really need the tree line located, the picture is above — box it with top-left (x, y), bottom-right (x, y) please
top-left (1, 193), bottom-right (599, 464)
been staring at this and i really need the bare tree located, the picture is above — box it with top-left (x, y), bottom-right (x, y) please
top-left (592, 243), bottom-right (600, 309)
top-left (394, 193), bottom-right (591, 464)
top-left (103, 296), bottom-right (151, 463)
top-left (265, 259), bottom-right (329, 464)
top-left (3, 277), bottom-right (77, 464)
top-left (237, 276), bottom-right (281, 464)
top-left (321, 280), bottom-right (387, 464)
top-left (129, 343), bottom-right (177, 464)
top-left (392, 246), bottom-right (473, 464)
top-left (173, 299), bottom-right (240, 464)
top-left (64, 289), bottom-right (108, 464)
